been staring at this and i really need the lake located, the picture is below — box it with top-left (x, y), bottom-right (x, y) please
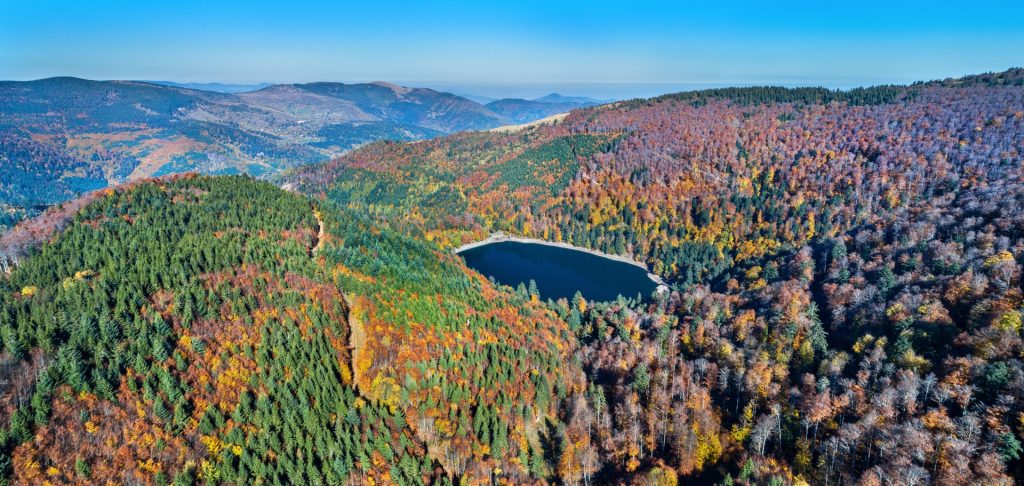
top-left (457, 240), bottom-right (660, 302)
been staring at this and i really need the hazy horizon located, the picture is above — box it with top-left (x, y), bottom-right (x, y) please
top-left (3, 0), bottom-right (1021, 96)
top-left (3, 72), bottom-right (1018, 103)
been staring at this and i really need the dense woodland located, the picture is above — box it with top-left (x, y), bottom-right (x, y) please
top-left (0, 69), bottom-right (1022, 485)
top-left (288, 69), bottom-right (1024, 485)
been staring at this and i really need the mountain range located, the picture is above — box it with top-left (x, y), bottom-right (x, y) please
top-left (0, 77), bottom-right (602, 231)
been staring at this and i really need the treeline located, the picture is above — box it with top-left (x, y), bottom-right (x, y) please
top-left (635, 84), bottom-right (908, 108)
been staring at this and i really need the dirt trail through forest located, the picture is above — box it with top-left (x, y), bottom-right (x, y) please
top-left (347, 299), bottom-right (366, 390)
top-left (311, 208), bottom-right (326, 256)
top-left (309, 206), bottom-right (366, 392)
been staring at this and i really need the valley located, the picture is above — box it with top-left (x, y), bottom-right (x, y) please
top-left (0, 78), bottom-right (598, 233)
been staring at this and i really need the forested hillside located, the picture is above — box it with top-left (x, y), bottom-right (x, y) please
top-left (290, 70), bottom-right (1024, 285)
top-left (0, 175), bottom-right (585, 485)
top-left (1, 69), bottom-right (1023, 485)
top-left (282, 69), bottom-right (1024, 484)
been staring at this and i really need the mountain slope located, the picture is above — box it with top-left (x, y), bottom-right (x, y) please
top-left (296, 81), bottom-right (511, 132)
top-left (0, 78), bottom-right (527, 232)
top-left (283, 69), bottom-right (1024, 483)
top-left (0, 175), bottom-right (582, 484)
top-left (289, 73), bottom-right (1024, 282)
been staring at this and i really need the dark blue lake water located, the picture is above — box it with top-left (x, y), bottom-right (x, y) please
top-left (458, 241), bottom-right (658, 302)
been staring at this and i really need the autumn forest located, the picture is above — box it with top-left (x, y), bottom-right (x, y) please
top-left (0, 68), bottom-right (1023, 486)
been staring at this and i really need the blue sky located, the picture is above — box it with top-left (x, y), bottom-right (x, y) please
top-left (2, 0), bottom-right (1022, 98)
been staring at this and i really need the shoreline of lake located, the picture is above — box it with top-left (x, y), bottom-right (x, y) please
top-left (454, 231), bottom-right (669, 294)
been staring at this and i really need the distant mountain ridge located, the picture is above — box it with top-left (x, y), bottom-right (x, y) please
top-left (258, 81), bottom-right (510, 132)
top-left (0, 77), bottom-right (604, 231)
top-left (485, 93), bottom-right (604, 124)
top-left (533, 92), bottom-right (611, 104)
top-left (145, 80), bottom-right (273, 93)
